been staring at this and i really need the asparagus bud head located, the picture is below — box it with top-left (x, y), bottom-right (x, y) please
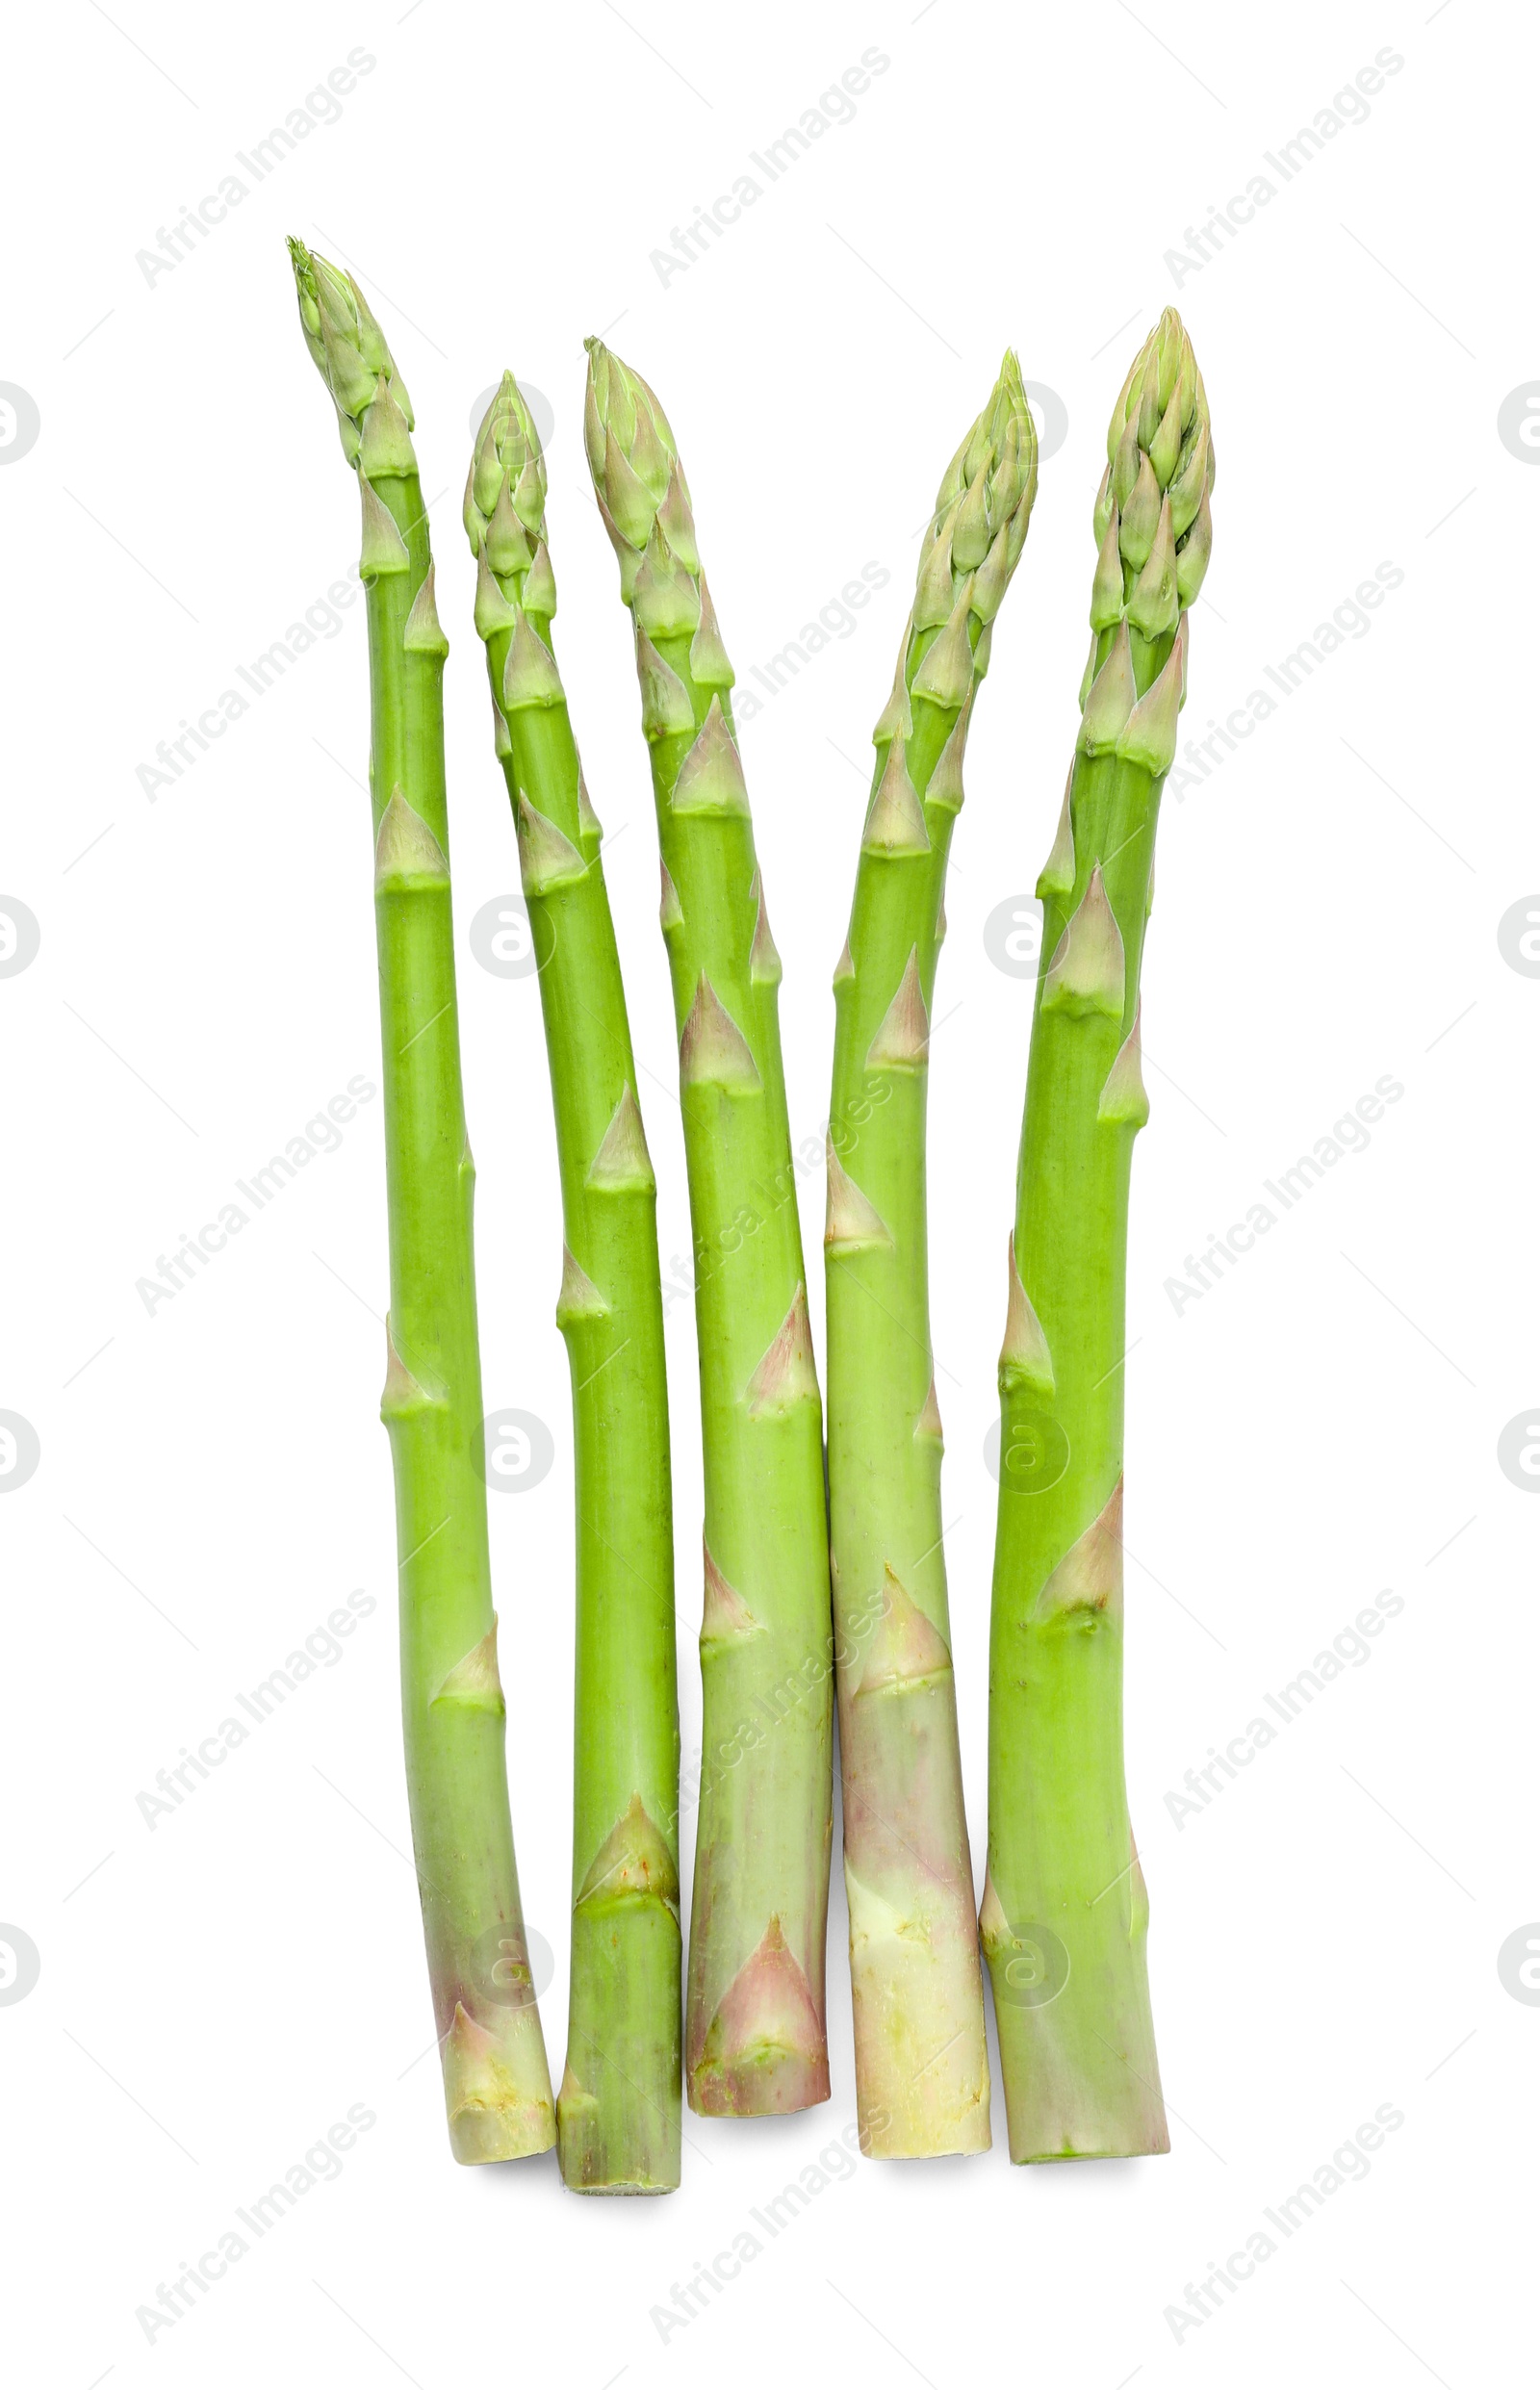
top-left (583, 338), bottom-right (700, 599)
top-left (873, 351), bottom-right (1040, 767)
top-left (1096, 307), bottom-right (1214, 619)
top-left (466, 371), bottom-right (550, 564)
top-left (287, 238), bottom-right (412, 466)
top-left (931, 347), bottom-right (1040, 565)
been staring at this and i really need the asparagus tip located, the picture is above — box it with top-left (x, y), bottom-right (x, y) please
top-left (287, 238), bottom-right (411, 465)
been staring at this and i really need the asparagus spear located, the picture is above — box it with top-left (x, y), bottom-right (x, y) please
top-left (984, 306), bottom-right (1212, 2160)
top-left (582, 340), bottom-right (834, 2118)
top-left (827, 357), bottom-right (1038, 2158)
top-left (466, 373), bottom-right (681, 2193)
top-left (287, 244), bottom-right (554, 2164)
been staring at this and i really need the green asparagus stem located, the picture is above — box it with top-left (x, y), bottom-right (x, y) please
top-left (287, 244), bottom-right (554, 2164)
top-left (466, 373), bottom-right (680, 2193)
top-left (582, 340), bottom-right (834, 2118)
top-left (984, 306), bottom-right (1213, 2161)
top-left (827, 358), bottom-right (1039, 2158)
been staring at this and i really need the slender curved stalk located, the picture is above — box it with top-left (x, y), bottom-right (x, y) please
top-left (984, 306), bottom-right (1213, 2161)
top-left (287, 244), bottom-right (554, 2164)
top-left (466, 374), bottom-right (680, 2193)
top-left (826, 357), bottom-right (1038, 2158)
top-left (582, 339), bottom-right (834, 2118)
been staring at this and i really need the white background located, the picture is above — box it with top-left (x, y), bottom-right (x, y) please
top-left (3, 2), bottom-right (1530, 2383)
